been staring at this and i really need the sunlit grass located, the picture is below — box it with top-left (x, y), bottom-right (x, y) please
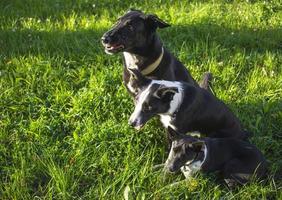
top-left (0, 0), bottom-right (281, 199)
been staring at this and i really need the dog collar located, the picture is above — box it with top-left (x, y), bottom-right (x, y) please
top-left (141, 47), bottom-right (164, 75)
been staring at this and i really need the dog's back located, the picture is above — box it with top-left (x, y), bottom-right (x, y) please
top-left (174, 84), bottom-right (246, 139)
top-left (203, 138), bottom-right (268, 186)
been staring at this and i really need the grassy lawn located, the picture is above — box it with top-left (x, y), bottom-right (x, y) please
top-left (1, 0), bottom-right (282, 199)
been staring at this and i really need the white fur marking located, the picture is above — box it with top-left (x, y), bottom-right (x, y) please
top-left (127, 81), bottom-right (136, 94)
top-left (129, 82), bottom-right (152, 123)
top-left (123, 52), bottom-right (138, 69)
top-left (181, 161), bottom-right (202, 179)
top-left (181, 145), bottom-right (207, 179)
top-left (160, 114), bottom-right (174, 129)
top-left (168, 88), bottom-right (184, 114)
top-left (158, 81), bottom-right (184, 129)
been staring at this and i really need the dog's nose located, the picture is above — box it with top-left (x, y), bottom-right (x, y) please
top-left (128, 119), bottom-right (136, 127)
top-left (167, 166), bottom-right (177, 173)
top-left (101, 35), bottom-right (110, 44)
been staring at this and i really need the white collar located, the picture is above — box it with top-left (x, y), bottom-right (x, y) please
top-left (124, 47), bottom-right (164, 75)
top-left (141, 47), bottom-right (164, 75)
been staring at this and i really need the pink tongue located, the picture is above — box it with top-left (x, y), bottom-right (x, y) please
top-left (112, 44), bottom-right (122, 48)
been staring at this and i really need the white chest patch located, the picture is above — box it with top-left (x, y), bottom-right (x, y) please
top-left (180, 145), bottom-right (207, 179)
top-left (127, 80), bottom-right (137, 94)
top-left (159, 114), bottom-right (174, 129)
top-left (124, 52), bottom-right (139, 94)
top-left (123, 52), bottom-right (138, 69)
top-left (180, 161), bottom-right (202, 179)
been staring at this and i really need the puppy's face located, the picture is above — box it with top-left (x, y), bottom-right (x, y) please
top-left (165, 127), bottom-right (204, 173)
top-left (101, 9), bottom-right (170, 54)
top-left (128, 82), bottom-right (180, 130)
top-left (165, 139), bottom-right (196, 173)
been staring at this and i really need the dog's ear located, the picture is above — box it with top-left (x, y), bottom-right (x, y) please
top-left (156, 87), bottom-right (178, 102)
top-left (128, 68), bottom-right (151, 88)
top-left (168, 126), bottom-right (182, 140)
top-left (189, 141), bottom-right (205, 152)
top-left (145, 14), bottom-right (170, 31)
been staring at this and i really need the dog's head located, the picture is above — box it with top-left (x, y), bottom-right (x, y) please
top-left (128, 69), bottom-right (182, 130)
top-left (165, 127), bottom-right (205, 173)
top-left (101, 9), bottom-right (170, 54)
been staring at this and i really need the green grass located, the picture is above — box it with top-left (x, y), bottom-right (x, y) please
top-left (1, 0), bottom-right (282, 199)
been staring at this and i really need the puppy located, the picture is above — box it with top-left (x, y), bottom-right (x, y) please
top-left (165, 127), bottom-right (267, 188)
top-left (128, 68), bottom-right (248, 139)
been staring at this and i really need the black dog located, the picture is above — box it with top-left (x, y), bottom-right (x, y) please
top-left (101, 9), bottom-right (211, 97)
top-left (128, 68), bottom-right (248, 139)
top-left (165, 127), bottom-right (267, 188)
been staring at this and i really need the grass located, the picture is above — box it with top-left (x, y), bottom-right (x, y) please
top-left (0, 0), bottom-right (282, 199)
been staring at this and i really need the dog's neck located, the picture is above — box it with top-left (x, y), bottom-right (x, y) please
top-left (123, 35), bottom-right (164, 75)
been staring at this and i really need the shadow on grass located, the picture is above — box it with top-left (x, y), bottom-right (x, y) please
top-left (163, 23), bottom-right (282, 53)
top-left (1, 28), bottom-right (107, 59)
top-left (1, 22), bottom-right (282, 60)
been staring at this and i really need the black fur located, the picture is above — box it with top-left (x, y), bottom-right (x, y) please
top-left (128, 70), bottom-right (248, 139)
top-left (101, 10), bottom-right (210, 97)
top-left (166, 128), bottom-right (267, 189)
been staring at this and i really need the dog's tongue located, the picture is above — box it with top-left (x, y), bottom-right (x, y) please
top-left (111, 43), bottom-right (120, 47)
top-left (105, 43), bottom-right (124, 51)
top-left (111, 43), bottom-right (123, 48)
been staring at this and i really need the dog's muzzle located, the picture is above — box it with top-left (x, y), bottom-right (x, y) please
top-left (101, 34), bottom-right (125, 53)
top-left (128, 119), bottom-right (143, 130)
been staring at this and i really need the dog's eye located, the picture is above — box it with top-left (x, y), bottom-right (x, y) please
top-left (127, 24), bottom-right (133, 31)
top-left (142, 103), bottom-right (152, 112)
top-left (124, 21), bottom-right (133, 30)
top-left (173, 146), bottom-right (181, 153)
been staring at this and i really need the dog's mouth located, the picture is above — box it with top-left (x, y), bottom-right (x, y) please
top-left (134, 124), bottom-right (144, 131)
top-left (104, 43), bottom-right (125, 54)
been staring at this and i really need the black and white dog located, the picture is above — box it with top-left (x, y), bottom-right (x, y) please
top-left (128, 68), bottom-right (248, 139)
top-left (165, 127), bottom-right (267, 188)
top-left (101, 9), bottom-right (211, 97)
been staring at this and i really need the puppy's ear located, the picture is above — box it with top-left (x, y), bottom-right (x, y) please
top-left (189, 141), bottom-right (205, 152)
top-left (155, 87), bottom-right (178, 102)
top-left (128, 68), bottom-right (151, 88)
top-left (167, 126), bottom-right (182, 140)
top-left (145, 14), bottom-right (170, 31)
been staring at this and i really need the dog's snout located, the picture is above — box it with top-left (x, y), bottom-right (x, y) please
top-left (101, 29), bottom-right (119, 44)
top-left (101, 35), bottom-right (110, 44)
top-left (169, 166), bottom-right (174, 172)
top-left (128, 119), bottom-right (136, 127)
top-left (163, 164), bottom-right (175, 173)
top-left (167, 165), bottom-right (176, 173)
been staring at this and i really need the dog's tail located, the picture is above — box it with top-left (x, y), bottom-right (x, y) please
top-left (200, 72), bottom-right (215, 95)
